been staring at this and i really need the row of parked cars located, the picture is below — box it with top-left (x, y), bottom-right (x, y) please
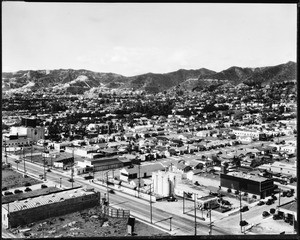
top-left (2, 184), bottom-right (48, 196)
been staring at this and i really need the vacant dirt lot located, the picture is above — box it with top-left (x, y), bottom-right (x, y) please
top-left (2, 169), bottom-right (41, 190)
top-left (10, 206), bottom-right (169, 238)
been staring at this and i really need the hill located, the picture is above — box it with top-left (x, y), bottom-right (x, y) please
top-left (2, 62), bottom-right (296, 94)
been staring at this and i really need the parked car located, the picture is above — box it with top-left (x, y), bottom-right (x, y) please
top-left (109, 189), bottom-right (115, 194)
top-left (270, 208), bottom-right (276, 214)
top-left (24, 182), bottom-right (32, 187)
top-left (286, 191), bottom-right (293, 198)
top-left (281, 191), bottom-right (288, 197)
top-left (257, 201), bottom-right (265, 206)
top-left (41, 184), bottom-right (48, 189)
top-left (24, 187), bottom-right (32, 192)
top-left (273, 214), bottom-right (283, 220)
top-left (4, 191), bottom-right (13, 196)
top-left (240, 206), bottom-right (249, 212)
top-left (14, 189), bottom-right (23, 194)
top-left (266, 199), bottom-right (274, 205)
top-left (262, 211), bottom-right (270, 217)
top-left (167, 196), bottom-right (178, 202)
top-left (239, 220), bottom-right (248, 227)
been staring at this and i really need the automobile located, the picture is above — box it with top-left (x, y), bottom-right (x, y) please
top-left (167, 196), bottom-right (178, 202)
top-left (24, 187), bottom-right (32, 192)
top-left (281, 191), bottom-right (288, 197)
top-left (2, 187), bottom-right (8, 191)
top-left (273, 214), bottom-right (283, 220)
top-left (23, 232), bottom-right (31, 237)
top-left (4, 191), bottom-right (13, 196)
top-left (266, 199), bottom-right (274, 205)
top-left (109, 189), bottom-right (115, 194)
top-left (257, 201), bottom-right (265, 206)
top-left (47, 168), bottom-right (51, 172)
top-left (24, 182), bottom-right (32, 187)
top-left (239, 220), bottom-right (248, 227)
top-left (68, 179), bottom-right (74, 182)
top-left (284, 218), bottom-right (293, 223)
top-left (262, 211), bottom-right (270, 217)
top-left (286, 191), bottom-right (293, 198)
top-left (14, 189), bottom-right (23, 194)
top-left (240, 206), bottom-right (249, 212)
top-left (272, 195), bottom-right (277, 200)
top-left (41, 184), bottom-right (48, 189)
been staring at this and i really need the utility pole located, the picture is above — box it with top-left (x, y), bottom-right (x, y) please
top-left (169, 216), bottom-right (172, 231)
top-left (183, 191), bottom-right (185, 214)
top-left (239, 190), bottom-right (243, 233)
top-left (138, 164), bottom-right (141, 198)
top-left (71, 146), bottom-right (75, 188)
top-left (23, 147), bottom-right (26, 173)
top-left (278, 189), bottom-right (281, 208)
top-left (194, 193), bottom-right (197, 236)
top-left (43, 143), bottom-right (46, 181)
top-left (4, 140), bottom-right (8, 164)
top-left (209, 201), bottom-right (212, 235)
top-left (106, 171), bottom-right (109, 205)
top-left (150, 184), bottom-right (153, 224)
top-left (30, 143), bottom-right (33, 162)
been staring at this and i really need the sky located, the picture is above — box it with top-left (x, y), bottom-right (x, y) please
top-left (2, 3), bottom-right (297, 76)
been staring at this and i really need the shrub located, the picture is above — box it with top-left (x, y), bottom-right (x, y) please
top-left (252, 195), bottom-right (257, 199)
top-left (235, 190), bottom-right (239, 195)
top-left (243, 192), bottom-right (248, 196)
top-left (227, 188), bottom-right (232, 193)
top-left (24, 182), bottom-right (31, 187)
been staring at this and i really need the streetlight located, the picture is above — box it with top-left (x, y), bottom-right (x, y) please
top-left (169, 216), bottom-right (173, 231)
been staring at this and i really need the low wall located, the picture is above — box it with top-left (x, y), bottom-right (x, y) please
top-left (113, 185), bottom-right (156, 202)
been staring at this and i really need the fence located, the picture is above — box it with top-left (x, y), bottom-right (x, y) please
top-left (102, 206), bottom-right (130, 219)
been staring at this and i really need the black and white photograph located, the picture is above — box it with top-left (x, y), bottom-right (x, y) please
top-left (2, 2), bottom-right (297, 238)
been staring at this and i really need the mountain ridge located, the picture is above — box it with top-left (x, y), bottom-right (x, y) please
top-left (2, 61), bottom-right (296, 94)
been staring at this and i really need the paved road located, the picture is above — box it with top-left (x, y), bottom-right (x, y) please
top-left (3, 155), bottom-right (230, 236)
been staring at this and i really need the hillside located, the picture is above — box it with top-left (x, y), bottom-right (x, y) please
top-left (2, 61), bottom-right (296, 94)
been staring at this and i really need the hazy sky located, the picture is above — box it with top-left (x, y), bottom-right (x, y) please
top-left (2, 3), bottom-right (297, 76)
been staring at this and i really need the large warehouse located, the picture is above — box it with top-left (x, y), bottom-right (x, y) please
top-left (220, 171), bottom-right (276, 199)
top-left (2, 188), bottom-right (100, 229)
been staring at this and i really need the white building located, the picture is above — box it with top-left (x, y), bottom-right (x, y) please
top-left (152, 171), bottom-right (182, 197)
top-left (232, 128), bottom-right (263, 140)
top-left (10, 126), bottom-right (45, 142)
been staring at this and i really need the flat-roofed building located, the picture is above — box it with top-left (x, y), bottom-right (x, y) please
top-left (220, 171), bottom-right (275, 199)
top-left (2, 188), bottom-right (100, 229)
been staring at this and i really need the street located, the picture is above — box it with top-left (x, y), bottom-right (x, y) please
top-left (3, 153), bottom-right (230, 236)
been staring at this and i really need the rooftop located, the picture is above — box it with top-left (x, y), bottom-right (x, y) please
top-left (280, 200), bottom-right (297, 213)
top-left (226, 171), bottom-right (269, 182)
top-left (3, 188), bottom-right (95, 213)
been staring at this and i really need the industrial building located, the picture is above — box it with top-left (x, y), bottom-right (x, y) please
top-left (152, 170), bottom-right (182, 197)
top-left (2, 188), bottom-right (100, 229)
top-left (220, 171), bottom-right (275, 199)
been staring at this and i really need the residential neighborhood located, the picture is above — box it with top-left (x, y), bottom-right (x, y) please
top-left (2, 78), bottom-right (297, 237)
